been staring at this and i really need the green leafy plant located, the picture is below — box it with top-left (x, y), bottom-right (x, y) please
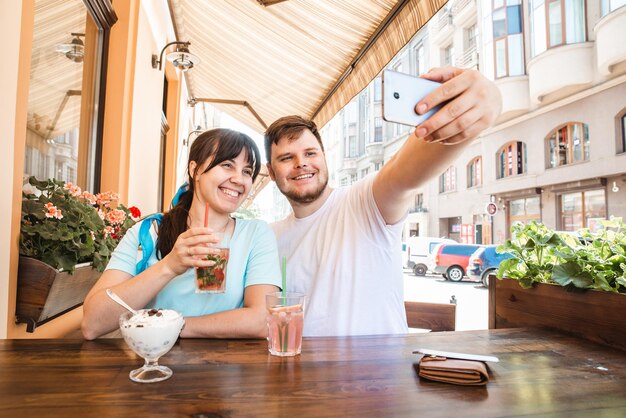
top-left (497, 219), bottom-right (626, 293)
top-left (20, 177), bottom-right (141, 273)
top-left (497, 218), bottom-right (626, 293)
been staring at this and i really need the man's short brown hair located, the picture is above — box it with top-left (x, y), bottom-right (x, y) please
top-left (264, 115), bottom-right (324, 163)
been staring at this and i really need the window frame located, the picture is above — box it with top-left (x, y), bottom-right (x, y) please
top-left (530, 0), bottom-right (586, 56)
top-left (492, 0), bottom-right (525, 78)
top-left (467, 156), bottom-right (483, 188)
top-left (545, 122), bottom-right (589, 168)
top-left (413, 42), bottom-right (425, 75)
top-left (23, 0), bottom-right (116, 193)
top-left (496, 141), bottom-right (527, 179)
top-left (602, 0), bottom-right (626, 15)
top-left (558, 189), bottom-right (607, 231)
top-left (439, 166), bottom-right (457, 193)
top-left (80, 0), bottom-right (116, 192)
top-left (616, 108), bottom-right (626, 154)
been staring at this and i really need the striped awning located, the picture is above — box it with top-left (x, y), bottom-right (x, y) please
top-left (171, 0), bottom-right (447, 132)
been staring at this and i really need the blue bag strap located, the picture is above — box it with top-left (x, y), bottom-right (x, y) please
top-left (135, 182), bottom-right (187, 274)
top-left (170, 182), bottom-right (189, 208)
top-left (136, 213), bottom-right (163, 274)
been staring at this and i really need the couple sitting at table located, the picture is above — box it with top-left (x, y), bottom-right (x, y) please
top-left (81, 67), bottom-right (501, 340)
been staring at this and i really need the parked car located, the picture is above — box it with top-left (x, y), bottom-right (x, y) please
top-left (405, 236), bottom-right (457, 276)
top-left (432, 243), bottom-right (483, 282)
top-left (467, 245), bottom-right (514, 287)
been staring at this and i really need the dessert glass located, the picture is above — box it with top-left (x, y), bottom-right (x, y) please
top-left (119, 308), bottom-right (185, 383)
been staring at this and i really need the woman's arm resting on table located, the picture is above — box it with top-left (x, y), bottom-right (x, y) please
top-left (81, 262), bottom-right (178, 340)
top-left (180, 284), bottom-right (279, 339)
top-left (81, 226), bottom-right (221, 340)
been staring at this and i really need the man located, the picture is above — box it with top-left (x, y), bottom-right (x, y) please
top-left (264, 67), bottom-right (502, 336)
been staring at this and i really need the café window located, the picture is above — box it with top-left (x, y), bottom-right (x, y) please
top-left (23, 0), bottom-right (115, 192)
top-left (467, 156), bottom-right (482, 188)
top-left (559, 189), bottom-right (606, 231)
top-left (439, 166), bottom-right (457, 193)
top-left (529, 0), bottom-right (586, 57)
top-left (496, 141), bottom-right (527, 179)
top-left (492, 0), bottom-right (525, 78)
top-left (546, 122), bottom-right (589, 168)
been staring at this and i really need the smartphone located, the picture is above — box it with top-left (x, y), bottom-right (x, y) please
top-left (382, 69), bottom-right (443, 126)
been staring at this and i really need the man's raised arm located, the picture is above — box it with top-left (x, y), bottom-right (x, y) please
top-left (372, 67), bottom-right (502, 225)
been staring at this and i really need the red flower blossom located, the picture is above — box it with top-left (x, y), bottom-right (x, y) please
top-left (129, 206), bottom-right (141, 219)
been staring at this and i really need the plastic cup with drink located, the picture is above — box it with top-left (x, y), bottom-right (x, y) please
top-left (195, 232), bottom-right (230, 293)
top-left (266, 291), bottom-right (305, 357)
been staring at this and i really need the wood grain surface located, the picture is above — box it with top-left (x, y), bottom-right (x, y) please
top-left (490, 277), bottom-right (626, 350)
top-left (1, 329), bottom-right (625, 417)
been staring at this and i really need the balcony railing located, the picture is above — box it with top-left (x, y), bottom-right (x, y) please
top-left (456, 46), bottom-right (478, 69)
top-left (340, 157), bottom-right (357, 176)
top-left (451, 0), bottom-right (475, 16)
top-left (431, 11), bottom-right (453, 34)
top-left (365, 142), bottom-right (384, 164)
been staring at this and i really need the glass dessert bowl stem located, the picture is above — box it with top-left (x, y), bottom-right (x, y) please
top-left (129, 357), bottom-right (173, 383)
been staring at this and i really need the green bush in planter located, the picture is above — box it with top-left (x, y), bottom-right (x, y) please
top-left (496, 219), bottom-right (626, 293)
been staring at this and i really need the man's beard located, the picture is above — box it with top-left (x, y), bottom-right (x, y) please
top-left (279, 174), bottom-right (328, 205)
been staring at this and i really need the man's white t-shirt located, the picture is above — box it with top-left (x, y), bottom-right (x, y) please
top-left (271, 175), bottom-right (408, 337)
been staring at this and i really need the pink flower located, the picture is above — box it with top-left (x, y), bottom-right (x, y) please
top-left (81, 191), bottom-right (97, 205)
top-left (96, 191), bottom-right (119, 206)
top-left (105, 208), bottom-right (127, 225)
top-left (97, 209), bottom-right (105, 220)
top-left (63, 182), bottom-right (82, 198)
top-left (103, 226), bottom-right (115, 238)
top-left (44, 202), bottom-right (63, 220)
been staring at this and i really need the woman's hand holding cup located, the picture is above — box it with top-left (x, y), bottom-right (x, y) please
top-left (163, 227), bottom-right (223, 276)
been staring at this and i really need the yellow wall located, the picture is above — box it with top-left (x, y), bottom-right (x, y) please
top-left (163, 66), bottom-right (184, 207)
top-left (100, 0), bottom-right (140, 203)
top-left (0, 1), bottom-right (33, 338)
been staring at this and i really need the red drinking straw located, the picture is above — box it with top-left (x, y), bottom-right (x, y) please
top-left (204, 202), bottom-right (209, 228)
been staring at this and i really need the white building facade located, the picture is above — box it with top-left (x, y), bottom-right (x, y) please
top-left (321, 0), bottom-right (626, 244)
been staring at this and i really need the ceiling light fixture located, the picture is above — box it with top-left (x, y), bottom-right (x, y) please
top-left (151, 41), bottom-right (199, 71)
top-left (56, 33), bottom-right (85, 63)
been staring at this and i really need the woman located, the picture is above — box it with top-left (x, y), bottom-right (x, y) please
top-left (82, 129), bottom-right (281, 339)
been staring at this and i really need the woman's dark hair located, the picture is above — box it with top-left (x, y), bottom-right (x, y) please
top-left (156, 128), bottom-right (261, 258)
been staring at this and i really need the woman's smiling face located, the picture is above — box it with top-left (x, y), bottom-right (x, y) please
top-left (191, 149), bottom-right (254, 215)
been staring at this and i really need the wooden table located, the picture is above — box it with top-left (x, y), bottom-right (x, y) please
top-left (1, 329), bottom-right (625, 417)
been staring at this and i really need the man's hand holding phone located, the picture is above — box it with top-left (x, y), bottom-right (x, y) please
top-left (414, 67), bottom-right (502, 145)
top-left (382, 67), bottom-right (502, 145)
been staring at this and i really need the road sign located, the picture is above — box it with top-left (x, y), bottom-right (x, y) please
top-left (486, 202), bottom-right (498, 216)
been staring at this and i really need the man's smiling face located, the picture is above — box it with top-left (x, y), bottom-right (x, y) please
top-left (267, 129), bottom-right (329, 205)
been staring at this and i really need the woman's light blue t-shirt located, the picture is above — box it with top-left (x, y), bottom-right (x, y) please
top-left (106, 218), bottom-right (281, 317)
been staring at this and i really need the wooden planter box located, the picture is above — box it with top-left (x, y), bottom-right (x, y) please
top-left (489, 276), bottom-right (626, 351)
top-left (16, 256), bottom-right (101, 332)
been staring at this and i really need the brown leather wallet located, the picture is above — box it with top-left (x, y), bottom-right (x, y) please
top-left (417, 356), bottom-right (489, 386)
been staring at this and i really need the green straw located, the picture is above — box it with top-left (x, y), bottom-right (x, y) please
top-left (281, 256), bottom-right (287, 298)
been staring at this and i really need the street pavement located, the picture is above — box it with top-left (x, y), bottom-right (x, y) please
top-left (403, 270), bottom-right (488, 331)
